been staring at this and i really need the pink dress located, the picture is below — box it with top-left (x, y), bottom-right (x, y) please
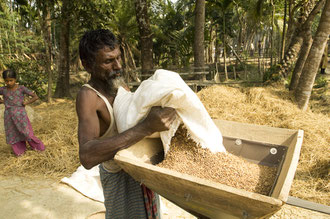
top-left (0, 85), bottom-right (45, 156)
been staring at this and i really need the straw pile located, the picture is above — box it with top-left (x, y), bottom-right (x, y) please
top-left (0, 83), bottom-right (328, 205)
top-left (158, 125), bottom-right (278, 195)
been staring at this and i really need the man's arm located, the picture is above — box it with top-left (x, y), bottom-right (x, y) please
top-left (76, 89), bottom-right (176, 169)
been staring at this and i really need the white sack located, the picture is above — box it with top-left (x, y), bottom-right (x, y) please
top-left (113, 69), bottom-right (226, 155)
top-left (61, 165), bottom-right (104, 202)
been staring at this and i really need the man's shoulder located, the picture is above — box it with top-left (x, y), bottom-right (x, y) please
top-left (76, 85), bottom-right (107, 110)
top-left (76, 86), bottom-right (98, 103)
top-left (76, 86), bottom-right (100, 116)
top-left (77, 85), bottom-right (96, 97)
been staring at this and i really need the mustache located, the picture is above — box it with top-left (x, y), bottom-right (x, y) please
top-left (108, 70), bottom-right (123, 79)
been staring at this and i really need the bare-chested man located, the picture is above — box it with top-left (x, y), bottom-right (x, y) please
top-left (76, 29), bottom-right (176, 219)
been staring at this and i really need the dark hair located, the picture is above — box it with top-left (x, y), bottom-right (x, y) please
top-left (2, 69), bottom-right (17, 79)
top-left (79, 29), bottom-right (119, 66)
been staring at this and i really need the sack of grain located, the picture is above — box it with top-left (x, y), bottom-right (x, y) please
top-left (113, 69), bottom-right (226, 155)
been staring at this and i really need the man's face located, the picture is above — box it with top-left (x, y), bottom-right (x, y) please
top-left (90, 46), bottom-right (122, 82)
top-left (87, 46), bottom-right (126, 94)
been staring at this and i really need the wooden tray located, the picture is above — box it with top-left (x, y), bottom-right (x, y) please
top-left (115, 119), bottom-right (303, 218)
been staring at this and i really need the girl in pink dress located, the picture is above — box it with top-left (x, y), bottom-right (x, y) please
top-left (0, 69), bottom-right (45, 156)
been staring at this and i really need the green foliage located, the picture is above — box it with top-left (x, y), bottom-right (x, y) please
top-left (0, 1), bottom-right (46, 99)
top-left (5, 59), bottom-right (48, 100)
top-left (284, 69), bottom-right (293, 89)
top-left (0, 2), bottom-right (43, 56)
top-left (263, 64), bottom-right (281, 82)
top-left (0, 0), bottom-right (311, 89)
top-left (314, 76), bottom-right (328, 88)
top-left (152, 0), bottom-right (194, 67)
top-left (206, 0), bottom-right (235, 37)
top-left (167, 28), bottom-right (194, 67)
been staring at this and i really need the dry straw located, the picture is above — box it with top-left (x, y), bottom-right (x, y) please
top-left (197, 85), bottom-right (329, 205)
top-left (0, 99), bottom-right (80, 180)
top-left (0, 84), bottom-right (328, 205)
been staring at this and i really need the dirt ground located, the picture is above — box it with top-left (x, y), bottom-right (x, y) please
top-left (0, 176), bottom-right (196, 219)
top-left (0, 176), bottom-right (329, 219)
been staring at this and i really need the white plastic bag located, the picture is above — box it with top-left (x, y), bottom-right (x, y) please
top-left (113, 69), bottom-right (226, 155)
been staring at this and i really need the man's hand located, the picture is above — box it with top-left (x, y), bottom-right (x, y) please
top-left (142, 106), bottom-right (177, 133)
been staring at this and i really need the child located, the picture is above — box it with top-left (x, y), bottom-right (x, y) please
top-left (0, 69), bottom-right (45, 156)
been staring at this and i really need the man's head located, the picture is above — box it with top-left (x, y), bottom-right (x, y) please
top-left (79, 29), bottom-right (125, 95)
top-left (79, 29), bottom-right (119, 67)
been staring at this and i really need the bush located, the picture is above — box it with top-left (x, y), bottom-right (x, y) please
top-left (314, 76), bottom-right (328, 88)
top-left (263, 64), bottom-right (281, 82)
top-left (5, 59), bottom-right (49, 100)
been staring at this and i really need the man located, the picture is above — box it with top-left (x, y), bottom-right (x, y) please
top-left (76, 29), bottom-right (176, 218)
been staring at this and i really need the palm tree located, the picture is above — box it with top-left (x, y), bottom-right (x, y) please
top-left (54, 0), bottom-right (71, 98)
top-left (206, 0), bottom-right (234, 81)
top-left (295, 0), bottom-right (330, 110)
top-left (135, 0), bottom-right (154, 75)
top-left (193, 0), bottom-right (205, 80)
top-left (107, 0), bottom-right (140, 82)
top-left (288, 0), bottom-right (325, 90)
top-left (278, 0), bottom-right (325, 78)
top-left (152, 0), bottom-right (194, 68)
top-left (289, 29), bottom-right (313, 91)
top-left (36, 0), bottom-right (54, 102)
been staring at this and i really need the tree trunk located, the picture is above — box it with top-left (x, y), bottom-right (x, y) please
top-left (0, 30), bottom-right (2, 54)
top-left (214, 25), bottom-right (220, 64)
top-left (208, 24), bottom-right (214, 63)
top-left (9, 0), bottom-right (17, 54)
top-left (279, 33), bottom-right (303, 76)
top-left (223, 14), bottom-right (228, 81)
top-left (278, 0), bottom-right (325, 77)
top-left (289, 30), bottom-right (313, 91)
top-left (39, 1), bottom-right (53, 102)
top-left (235, 4), bottom-right (244, 69)
top-left (284, 0), bottom-right (295, 53)
top-left (135, 0), bottom-right (153, 76)
top-left (193, 0), bottom-right (205, 80)
top-left (54, 0), bottom-right (71, 98)
top-left (121, 40), bottom-right (139, 82)
top-left (280, 0), bottom-right (287, 61)
top-left (214, 26), bottom-right (221, 82)
top-left (270, 0), bottom-right (275, 67)
top-left (5, 31), bottom-right (11, 56)
top-left (279, 0), bottom-right (324, 77)
top-left (295, 0), bottom-right (330, 110)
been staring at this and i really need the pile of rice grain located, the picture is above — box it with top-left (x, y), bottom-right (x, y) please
top-left (158, 126), bottom-right (277, 196)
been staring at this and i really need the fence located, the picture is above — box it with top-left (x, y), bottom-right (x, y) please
top-left (125, 58), bottom-right (267, 92)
